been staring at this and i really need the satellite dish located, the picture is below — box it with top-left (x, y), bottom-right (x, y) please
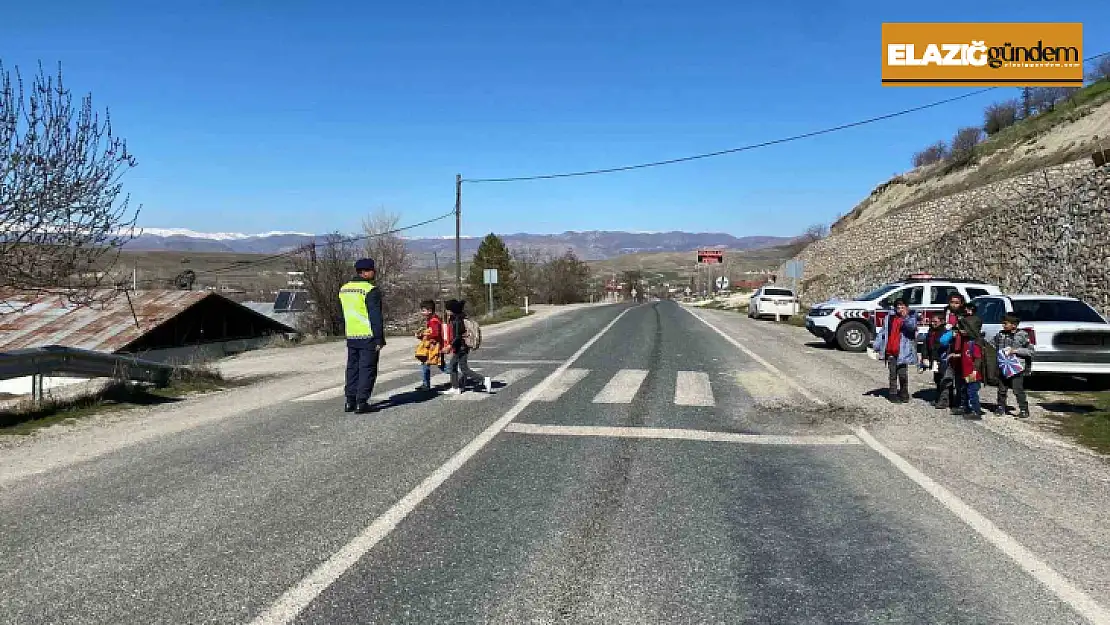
top-left (174, 270), bottom-right (197, 290)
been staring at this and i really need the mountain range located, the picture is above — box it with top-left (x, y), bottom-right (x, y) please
top-left (127, 228), bottom-right (795, 261)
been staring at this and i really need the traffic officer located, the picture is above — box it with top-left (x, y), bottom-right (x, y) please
top-left (338, 258), bottom-right (385, 413)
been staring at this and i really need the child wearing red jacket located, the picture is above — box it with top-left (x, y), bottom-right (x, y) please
top-left (414, 300), bottom-right (446, 391)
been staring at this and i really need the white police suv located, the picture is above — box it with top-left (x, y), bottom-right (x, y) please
top-left (804, 274), bottom-right (1001, 352)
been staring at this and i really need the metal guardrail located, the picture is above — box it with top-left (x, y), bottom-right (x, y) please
top-left (0, 346), bottom-right (178, 400)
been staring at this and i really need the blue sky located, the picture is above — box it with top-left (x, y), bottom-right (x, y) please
top-left (3, 1), bottom-right (1108, 238)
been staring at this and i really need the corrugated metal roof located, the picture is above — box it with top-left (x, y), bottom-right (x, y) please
top-left (0, 290), bottom-right (214, 353)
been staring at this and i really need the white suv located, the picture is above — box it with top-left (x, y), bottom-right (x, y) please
top-left (805, 276), bottom-right (1001, 352)
top-left (972, 294), bottom-right (1110, 387)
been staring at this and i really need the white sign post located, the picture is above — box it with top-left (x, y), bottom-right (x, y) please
top-left (483, 268), bottom-right (499, 315)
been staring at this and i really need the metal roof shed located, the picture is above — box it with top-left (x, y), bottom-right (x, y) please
top-left (0, 290), bottom-right (299, 361)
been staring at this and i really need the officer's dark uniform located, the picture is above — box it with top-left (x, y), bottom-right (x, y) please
top-left (339, 258), bottom-right (385, 413)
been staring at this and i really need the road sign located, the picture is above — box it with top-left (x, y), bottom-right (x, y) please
top-left (685, 287), bottom-right (691, 295)
top-left (483, 268), bottom-right (499, 285)
top-left (697, 249), bottom-right (724, 264)
top-left (715, 276), bottom-right (729, 290)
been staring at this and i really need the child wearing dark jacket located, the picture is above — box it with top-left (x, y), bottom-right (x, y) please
top-left (992, 313), bottom-right (1034, 418)
top-left (921, 315), bottom-right (948, 404)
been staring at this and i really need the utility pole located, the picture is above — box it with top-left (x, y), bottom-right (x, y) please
top-left (433, 250), bottom-right (444, 313)
top-left (455, 173), bottom-right (462, 297)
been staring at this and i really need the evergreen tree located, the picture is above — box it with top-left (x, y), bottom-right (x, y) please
top-left (466, 233), bottom-right (519, 314)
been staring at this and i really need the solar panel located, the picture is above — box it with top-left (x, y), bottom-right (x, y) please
top-left (273, 290), bottom-right (309, 313)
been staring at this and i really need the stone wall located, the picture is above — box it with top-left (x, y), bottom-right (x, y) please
top-left (781, 159), bottom-right (1095, 289)
top-left (796, 163), bottom-right (1110, 316)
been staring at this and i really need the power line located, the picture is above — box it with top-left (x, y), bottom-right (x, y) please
top-left (465, 51), bottom-right (1110, 183)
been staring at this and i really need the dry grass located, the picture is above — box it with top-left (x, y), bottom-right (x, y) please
top-left (0, 358), bottom-right (247, 435)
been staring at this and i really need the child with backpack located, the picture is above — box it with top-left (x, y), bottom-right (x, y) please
top-left (956, 318), bottom-right (985, 418)
top-left (992, 313), bottom-right (1034, 418)
top-left (444, 299), bottom-right (492, 395)
top-left (414, 300), bottom-right (446, 392)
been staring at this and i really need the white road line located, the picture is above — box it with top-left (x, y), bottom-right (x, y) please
top-left (248, 307), bottom-right (632, 625)
top-left (674, 371), bottom-right (714, 407)
top-left (468, 359), bottom-right (563, 365)
top-left (855, 427), bottom-right (1110, 625)
top-left (506, 423), bottom-right (860, 446)
top-left (292, 370), bottom-right (412, 402)
top-left (685, 307), bottom-right (827, 406)
top-left (735, 370), bottom-right (788, 401)
top-left (447, 368), bottom-right (534, 401)
top-left (533, 368), bottom-right (590, 402)
top-left (592, 369), bottom-right (649, 404)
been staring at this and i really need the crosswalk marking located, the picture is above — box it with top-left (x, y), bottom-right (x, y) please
top-left (735, 370), bottom-right (790, 401)
top-left (674, 371), bottom-right (714, 407)
top-left (293, 370), bottom-right (411, 402)
top-left (533, 368), bottom-right (590, 402)
top-left (505, 423), bottom-right (860, 446)
top-left (592, 369), bottom-right (649, 404)
top-left (448, 368), bottom-right (534, 401)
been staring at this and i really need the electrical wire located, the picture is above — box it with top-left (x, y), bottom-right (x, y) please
top-left (465, 51), bottom-right (1110, 183)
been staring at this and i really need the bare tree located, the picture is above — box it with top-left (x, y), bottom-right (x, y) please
top-left (948, 126), bottom-right (983, 167)
top-left (1027, 87), bottom-right (1079, 115)
top-left (983, 100), bottom-right (1019, 135)
top-left (292, 233), bottom-right (357, 336)
top-left (362, 209), bottom-right (409, 288)
top-left (0, 62), bottom-right (139, 311)
top-left (799, 223), bottom-right (829, 244)
top-left (912, 141), bottom-right (948, 167)
top-left (1088, 56), bottom-right (1110, 83)
top-left (512, 245), bottom-right (548, 302)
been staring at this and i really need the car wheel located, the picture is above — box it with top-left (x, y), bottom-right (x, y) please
top-left (836, 321), bottom-right (871, 352)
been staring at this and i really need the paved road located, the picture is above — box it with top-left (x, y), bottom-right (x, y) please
top-left (0, 302), bottom-right (1105, 624)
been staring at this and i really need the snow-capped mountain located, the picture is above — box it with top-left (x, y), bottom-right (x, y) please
top-left (124, 227), bottom-right (795, 260)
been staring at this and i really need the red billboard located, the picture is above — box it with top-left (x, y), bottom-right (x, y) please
top-left (697, 249), bottom-right (724, 264)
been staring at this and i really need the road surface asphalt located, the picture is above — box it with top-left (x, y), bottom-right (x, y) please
top-left (0, 301), bottom-right (1106, 624)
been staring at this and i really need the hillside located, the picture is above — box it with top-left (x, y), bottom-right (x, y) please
top-left (833, 83), bottom-right (1110, 234)
top-left (779, 79), bottom-right (1110, 315)
top-left (126, 229), bottom-right (793, 263)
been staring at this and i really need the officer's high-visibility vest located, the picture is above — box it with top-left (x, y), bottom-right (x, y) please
top-left (338, 280), bottom-right (376, 339)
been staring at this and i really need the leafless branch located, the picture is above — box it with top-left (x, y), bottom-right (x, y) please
top-left (0, 61), bottom-right (140, 311)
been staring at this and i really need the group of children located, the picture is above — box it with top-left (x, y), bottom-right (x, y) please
top-left (413, 299), bottom-right (492, 395)
top-left (874, 294), bottom-right (1034, 419)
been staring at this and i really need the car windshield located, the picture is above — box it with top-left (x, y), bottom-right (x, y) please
top-left (855, 284), bottom-right (897, 301)
top-left (764, 288), bottom-right (793, 296)
top-left (1012, 299), bottom-right (1106, 323)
